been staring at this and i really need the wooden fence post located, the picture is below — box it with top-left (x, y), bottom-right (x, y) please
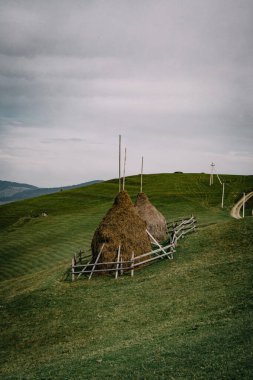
top-left (120, 257), bottom-right (123, 276)
top-left (115, 245), bottom-right (121, 279)
top-left (131, 252), bottom-right (134, 277)
top-left (72, 258), bottom-right (75, 282)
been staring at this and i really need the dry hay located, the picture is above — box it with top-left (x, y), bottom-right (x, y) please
top-left (135, 192), bottom-right (167, 243)
top-left (91, 191), bottom-right (152, 272)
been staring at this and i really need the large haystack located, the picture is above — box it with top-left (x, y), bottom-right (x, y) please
top-left (135, 192), bottom-right (167, 243)
top-left (91, 191), bottom-right (152, 270)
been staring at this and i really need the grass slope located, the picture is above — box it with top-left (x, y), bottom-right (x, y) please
top-left (0, 173), bottom-right (253, 379)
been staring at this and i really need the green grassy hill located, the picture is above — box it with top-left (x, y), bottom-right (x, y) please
top-left (0, 173), bottom-right (253, 379)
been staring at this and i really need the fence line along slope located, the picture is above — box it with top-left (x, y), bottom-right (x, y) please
top-left (71, 216), bottom-right (197, 280)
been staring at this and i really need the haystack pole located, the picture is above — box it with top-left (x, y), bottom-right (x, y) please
top-left (123, 147), bottom-right (127, 191)
top-left (119, 134), bottom-right (122, 192)
top-left (140, 156), bottom-right (144, 193)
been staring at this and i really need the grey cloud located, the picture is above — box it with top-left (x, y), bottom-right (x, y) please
top-left (0, 0), bottom-right (252, 186)
top-left (41, 137), bottom-right (85, 144)
top-left (41, 137), bottom-right (105, 144)
top-left (0, 0), bottom-right (252, 62)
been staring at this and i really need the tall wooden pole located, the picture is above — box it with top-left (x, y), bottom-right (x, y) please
top-left (119, 135), bottom-right (121, 192)
top-left (140, 156), bottom-right (144, 193)
top-left (123, 147), bottom-right (127, 191)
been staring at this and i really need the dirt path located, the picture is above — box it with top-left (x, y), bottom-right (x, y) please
top-left (230, 191), bottom-right (253, 219)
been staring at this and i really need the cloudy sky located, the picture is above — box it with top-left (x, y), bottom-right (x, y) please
top-left (0, 0), bottom-right (252, 187)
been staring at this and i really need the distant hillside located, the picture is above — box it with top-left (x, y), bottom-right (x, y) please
top-left (0, 179), bottom-right (103, 204)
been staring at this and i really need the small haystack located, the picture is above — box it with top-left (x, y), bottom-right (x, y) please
top-left (135, 192), bottom-right (167, 243)
top-left (91, 191), bottom-right (152, 270)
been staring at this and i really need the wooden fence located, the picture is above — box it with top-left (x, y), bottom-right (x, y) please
top-left (70, 215), bottom-right (197, 281)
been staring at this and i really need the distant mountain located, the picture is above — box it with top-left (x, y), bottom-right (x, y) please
top-left (0, 180), bottom-right (103, 205)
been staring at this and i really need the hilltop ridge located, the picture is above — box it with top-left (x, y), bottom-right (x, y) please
top-left (0, 179), bottom-right (103, 204)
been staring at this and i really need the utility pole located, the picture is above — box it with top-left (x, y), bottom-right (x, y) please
top-left (210, 162), bottom-right (215, 186)
top-left (221, 182), bottom-right (225, 209)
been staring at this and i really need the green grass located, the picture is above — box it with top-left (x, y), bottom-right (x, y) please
top-left (0, 173), bottom-right (253, 379)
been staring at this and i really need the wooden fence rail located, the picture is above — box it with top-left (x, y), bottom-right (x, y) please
top-left (70, 215), bottom-right (197, 281)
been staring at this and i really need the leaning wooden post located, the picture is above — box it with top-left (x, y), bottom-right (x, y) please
top-left (131, 251), bottom-right (134, 277)
top-left (172, 233), bottom-right (177, 248)
top-left (115, 245), bottom-right (121, 280)
top-left (146, 229), bottom-right (172, 259)
top-left (77, 260), bottom-right (91, 279)
top-left (71, 258), bottom-right (75, 282)
top-left (89, 243), bottom-right (104, 280)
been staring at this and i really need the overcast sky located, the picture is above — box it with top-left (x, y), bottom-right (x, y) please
top-left (0, 0), bottom-right (252, 187)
